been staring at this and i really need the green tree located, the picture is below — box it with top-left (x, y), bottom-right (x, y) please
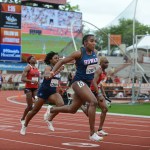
top-left (59, 2), bottom-right (79, 12)
top-left (96, 18), bottom-right (150, 52)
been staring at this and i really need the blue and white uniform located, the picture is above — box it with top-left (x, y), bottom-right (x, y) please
top-left (72, 47), bottom-right (98, 87)
top-left (37, 67), bottom-right (61, 100)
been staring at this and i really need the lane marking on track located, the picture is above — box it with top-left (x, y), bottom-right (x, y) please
top-left (6, 95), bottom-right (150, 118)
top-left (1, 128), bottom-right (150, 148)
top-left (7, 95), bottom-right (47, 108)
top-left (0, 138), bottom-right (74, 150)
top-left (0, 125), bottom-right (14, 130)
top-left (62, 142), bottom-right (100, 147)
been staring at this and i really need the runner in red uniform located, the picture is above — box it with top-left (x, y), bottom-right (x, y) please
top-left (81, 56), bottom-right (110, 136)
top-left (20, 56), bottom-right (40, 125)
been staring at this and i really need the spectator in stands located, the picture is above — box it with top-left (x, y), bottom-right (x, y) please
top-left (114, 76), bottom-right (121, 84)
top-left (106, 76), bottom-right (113, 83)
top-left (131, 76), bottom-right (138, 83)
top-left (0, 70), bottom-right (3, 91)
top-left (8, 76), bottom-right (13, 84)
top-left (20, 56), bottom-right (40, 125)
top-left (121, 78), bottom-right (126, 84)
top-left (123, 55), bottom-right (128, 63)
top-left (111, 67), bottom-right (115, 74)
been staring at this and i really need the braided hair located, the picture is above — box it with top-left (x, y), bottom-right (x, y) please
top-left (44, 51), bottom-right (58, 65)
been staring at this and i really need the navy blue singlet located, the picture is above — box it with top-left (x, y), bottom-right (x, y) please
top-left (37, 66), bottom-right (61, 100)
top-left (72, 47), bottom-right (98, 86)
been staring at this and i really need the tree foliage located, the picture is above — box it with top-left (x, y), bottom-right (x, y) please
top-left (59, 2), bottom-right (79, 11)
top-left (95, 18), bottom-right (150, 51)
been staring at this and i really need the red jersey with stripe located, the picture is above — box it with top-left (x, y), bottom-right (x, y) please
top-left (25, 65), bottom-right (40, 88)
top-left (90, 66), bottom-right (107, 91)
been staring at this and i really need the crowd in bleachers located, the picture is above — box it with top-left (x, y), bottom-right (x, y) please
top-left (0, 73), bottom-right (24, 90)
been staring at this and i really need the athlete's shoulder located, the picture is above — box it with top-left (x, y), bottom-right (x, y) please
top-left (70, 50), bottom-right (82, 60)
top-left (95, 65), bottom-right (102, 74)
top-left (24, 64), bottom-right (31, 71)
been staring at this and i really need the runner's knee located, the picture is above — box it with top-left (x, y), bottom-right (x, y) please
top-left (89, 99), bottom-right (98, 107)
top-left (56, 101), bottom-right (64, 107)
top-left (101, 107), bottom-right (108, 113)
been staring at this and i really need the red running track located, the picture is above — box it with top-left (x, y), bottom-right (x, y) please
top-left (0, 90), bottom-right (150, 150)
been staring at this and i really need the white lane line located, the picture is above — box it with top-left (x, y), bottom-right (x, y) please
top-left (0, 125), bottom-right (14, 130)
top-left (7, 95), bottom-right (47, 108)
top-left (0, 128), bottom-right (149, 148)
top-left (101, 141), bottom-right (150, 148)
top-left (6, 95), bottom-right (150, 118)
top-left (0, 138), bottom-right (73, 150)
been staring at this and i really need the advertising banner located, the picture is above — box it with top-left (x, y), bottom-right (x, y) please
top-left (0, 44), bottom-right (21, 61)
top-left (110, 34), bottom-right (122, 45)
top-left (0, 28), bottom-right (21, 45)
top-left (0, 62), bottom-right (27, 71)
top-left (0, 3), bottom-right (21, 14)
top-left (0, 12), bottom-right (21, 29)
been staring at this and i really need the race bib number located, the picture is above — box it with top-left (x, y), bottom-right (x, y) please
top-left (77, 81), bottom-right (85, 88)
top-left (32, 77), bottom-right (38, 82)
top-left (50, 79), bottom-right (59, 87)
top-left (86, 64), bottom-right (97, 74)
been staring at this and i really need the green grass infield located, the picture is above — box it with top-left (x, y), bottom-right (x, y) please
top-left (97, 103), bottom-right (150, 116)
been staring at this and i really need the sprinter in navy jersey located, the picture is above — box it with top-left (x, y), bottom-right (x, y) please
top-left (48, 34), bottom-right (103, 142)
top-left (20, 52), bottom-right (64, 135)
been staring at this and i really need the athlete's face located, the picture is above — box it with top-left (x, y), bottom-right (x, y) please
top-left (101, 59), bottom-right (109, 69)
top-left (85, 36), bottom-right (96, 51)
top-left (51, 54), bottom-right (59, 65)
top-left (30, 56), bottom-right (37, 64)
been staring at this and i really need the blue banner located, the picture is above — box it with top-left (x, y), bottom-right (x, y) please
top-left (0, 12), bottom-right (21, 29)
top-left (0, 62), bottom-right (27, 71)
top-left (0, 44), bottom-right (21, 61)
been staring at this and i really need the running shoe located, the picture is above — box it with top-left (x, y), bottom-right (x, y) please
top-left (89, 133), bottom-right (103, 142)
top-left (44, 105), bottom-right (52, 121)
top-left (46, 120), bottom-right (54, 131)
top-left (97, 130), bottom-right (108, 136)
top-left (20, 125), bottom-right (26, 135)
top-left (20, 119), bottom-right (25, 125)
